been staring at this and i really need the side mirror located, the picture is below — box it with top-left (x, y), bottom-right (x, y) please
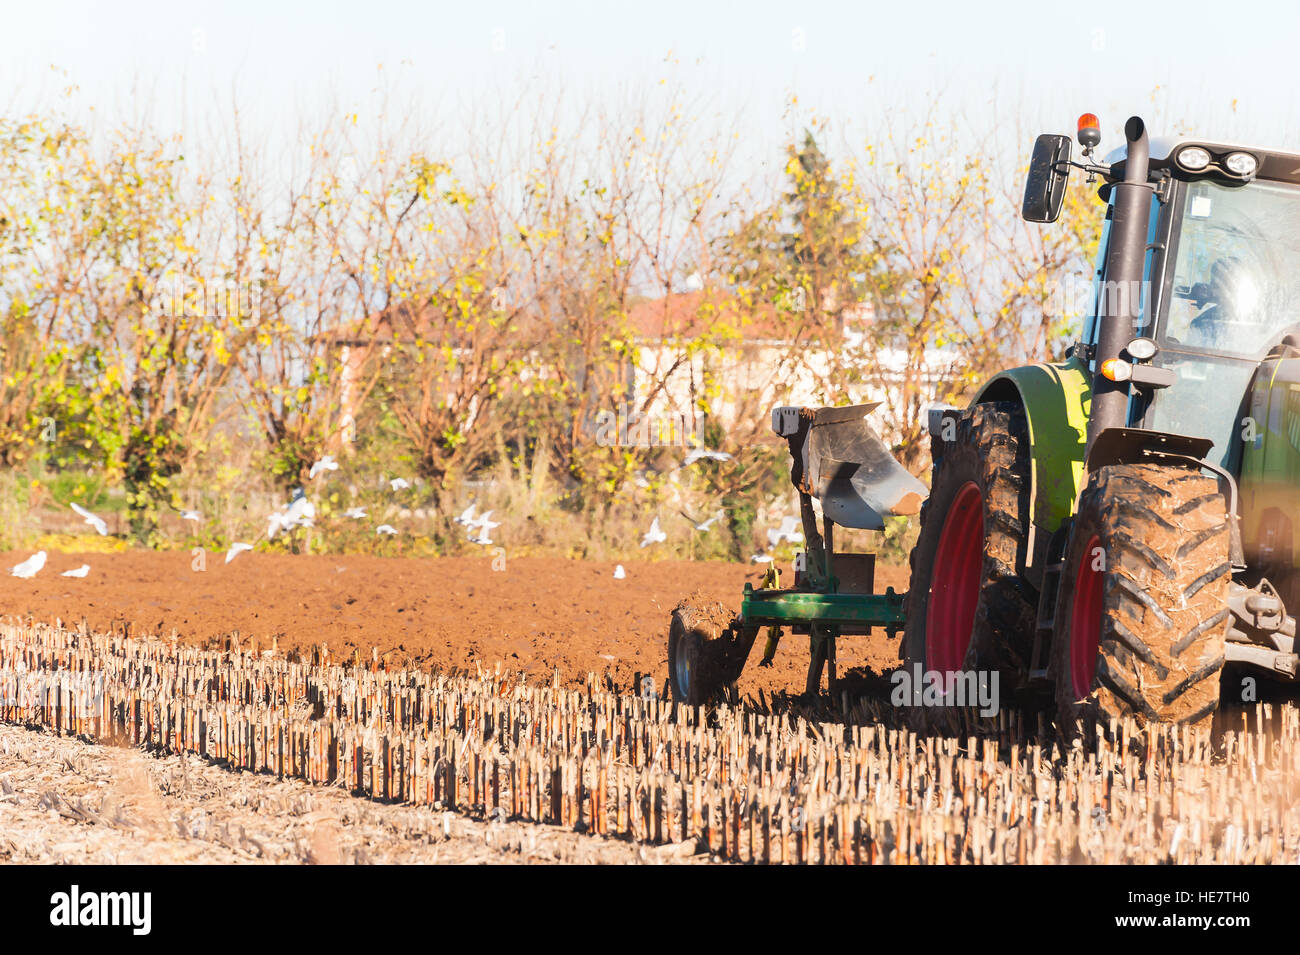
top-left (1022, 134), bottom-right (1072, 223)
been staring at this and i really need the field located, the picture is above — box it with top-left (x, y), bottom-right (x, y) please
top-left (1, 551), bottom-right (1298, 865)
top-left (0, 551), bottom-right (909, 697)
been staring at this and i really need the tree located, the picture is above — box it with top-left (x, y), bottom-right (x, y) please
top-left (62, 129), bottom-right (254, 541)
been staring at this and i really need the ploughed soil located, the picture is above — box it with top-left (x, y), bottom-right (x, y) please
top-left (0, 551), bottom-right (909, 698)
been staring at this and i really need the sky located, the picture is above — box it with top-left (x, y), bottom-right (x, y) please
top-left (4, 1), bottom-right (1300, 172)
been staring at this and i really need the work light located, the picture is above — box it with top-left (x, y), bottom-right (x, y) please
top-left (1176, 146), bottom-right (1211, 171)
top-left (1224, 151), bottom-right (1259, 177)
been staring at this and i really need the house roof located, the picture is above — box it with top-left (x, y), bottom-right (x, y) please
top-left (625, 289), bottom-right (873, 344)
top-left (319, 289), bottom-right (873, 349)
top-left (625, 290), bottom-right (804, 343)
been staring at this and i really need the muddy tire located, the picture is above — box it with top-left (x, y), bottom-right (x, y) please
top-left (668, 598), bottom-right (753, 706)
top-left (903, 402), bottom-right (1037, 684)
top-left (1052, 463), bottom-right (1230, 728)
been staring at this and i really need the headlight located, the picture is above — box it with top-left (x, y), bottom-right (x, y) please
top-left (1224, 151), bottom-right (1259, 177)
top-left (1126, 337), bottom-right (1158, 361)
top-left (1177, 146), bottom-right (1211, 171)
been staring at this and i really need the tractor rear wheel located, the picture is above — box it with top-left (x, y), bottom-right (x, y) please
top-left (903, 402), bottom-right (1037, 684)
top-left (668, 598), bottom-right (754, 705)
top-left (1052, 463), bottom-right (1230, 728)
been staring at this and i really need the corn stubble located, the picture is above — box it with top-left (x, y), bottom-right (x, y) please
top-left (0, 618), bottom-right (1296, 864)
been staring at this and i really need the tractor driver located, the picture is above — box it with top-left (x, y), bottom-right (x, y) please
top-left (1188, 256), bottom-right (1264, 351)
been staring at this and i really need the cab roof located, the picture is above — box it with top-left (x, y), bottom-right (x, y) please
top-left (1104, 136), bottom-right (1300, 185)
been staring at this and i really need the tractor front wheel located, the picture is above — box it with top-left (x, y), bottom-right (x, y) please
top-left (903, 402), bottom-right (1037, 684)
top-left (1052, 463), bottom-right (1230, 728)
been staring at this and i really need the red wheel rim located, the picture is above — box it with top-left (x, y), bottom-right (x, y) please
top-left (926, 481), bottom-right (984, 674)
top-left (1070, 534), bottom-right (1104, 699)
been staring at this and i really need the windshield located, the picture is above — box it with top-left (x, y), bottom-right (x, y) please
top-left (1164, 178), bottom-right (1300, 356)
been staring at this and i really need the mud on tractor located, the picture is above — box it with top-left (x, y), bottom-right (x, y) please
top-left (669, 112), bottom-right (1300, 727)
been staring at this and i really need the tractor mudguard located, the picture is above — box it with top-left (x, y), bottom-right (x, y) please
top-left (1084, 426), bottom-right (1245, 568)
top-left (973, 354), bottom-right (1092, 537)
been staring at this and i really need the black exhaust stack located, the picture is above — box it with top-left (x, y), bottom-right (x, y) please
top-left (1086, 116), bottom-right (1150, 455)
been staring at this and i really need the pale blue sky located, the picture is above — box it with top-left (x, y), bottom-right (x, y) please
top-left (4, 0), bottom-right (1300, 167)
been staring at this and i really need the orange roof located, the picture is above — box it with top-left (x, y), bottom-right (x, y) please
top-left (624, 290), bottom-right (803, 342)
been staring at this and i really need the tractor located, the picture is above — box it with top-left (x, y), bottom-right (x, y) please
top-left (669, 112), bottom-right (1300, 727)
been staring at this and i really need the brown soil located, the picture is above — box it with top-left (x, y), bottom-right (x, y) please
top-left (0, 550), bottom-right (909, 697)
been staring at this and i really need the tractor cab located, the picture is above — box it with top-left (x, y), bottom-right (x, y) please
top-left (1069, 135), bottom-right (1300, 472)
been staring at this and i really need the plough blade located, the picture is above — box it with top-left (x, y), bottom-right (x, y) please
top-left (772, 402), bottom-right (927, 530)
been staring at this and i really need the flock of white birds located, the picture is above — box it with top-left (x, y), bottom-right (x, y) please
top-left (8, 449), bottom-right (806, 581)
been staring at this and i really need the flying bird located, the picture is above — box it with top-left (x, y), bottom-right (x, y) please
top-left (454, 504), bottom-right (477, 525)
top-left (390, 478), bottom-right (411, 491)
top-left (61, 564), bottom-right (90, 578)
top-left (308, 455), bottom-right (339, 480)
top-left (766, 516), bottom-right (804, 549)
top-left (343, 507), bottom-right (367, 519)
top-left (282, 491), bottom-right (315, 527)
top-left (464, 511), bottom-right (499, 538)
top-left (178, 509), bottom-right (202, 522)
top-left (681, 509), bottom-right (723, 532)
top-left (683, 448), bottom-right (732, 466)
top-left (70, 502), bottom-right (107, 536)
top-left (269, 490), bottom-right (316, 539)
top-left (225, 543), bottom-right (253, 564)
top-left (376, 524), bottom-right (398, 536)
top-left (640, 517), bottom-right (667, 548)
top-left (11, 551), bottom-right (46, 579)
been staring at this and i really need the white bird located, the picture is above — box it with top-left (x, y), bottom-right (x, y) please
top-left (283, 494), bottom-right (315, 527)
top-left (640, 516), bottom-right (667, 548)
top-left (751, 553), bottom-right (774, 564)
top-left (390, 478), bottom-right (411, 491)
top-left (613, 564), bottom-right (626, 579)
top-left (376, 524), bottom-right (398, 536)
top-left (179, 509), bottom-right (202, 522)
top-left (767, 516), bottom-right (804, 549)
top-left (225, 543), bottom-right (253, 564)
top-left (61, 564), bottom-right (90, 578)
top-left (268, 492), bottom-right (316, 539)
top-left (683, 448), bottom-right (733, 466)
top-left (454, 504), bottom-right (477, 525)
top-left (465, 511), bottom-right (500, 537)
top-left (11, 551), bottom-right (46, 579)
top-left (343, 507), bottom-right (367, 520)
top-left (309, 455), bottom-right (339, 480)
top-left (683, 509), bottom-right (723, 532)
top-left (467, 533), bottom-right (494, 546)
top-left (70, 502), bottom-right (107, 536)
